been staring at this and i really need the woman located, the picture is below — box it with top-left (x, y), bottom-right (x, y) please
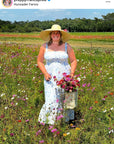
top-left (3, 0), bottom-right (11, 6)
top-left (37, 24), bottom-right (77, 125)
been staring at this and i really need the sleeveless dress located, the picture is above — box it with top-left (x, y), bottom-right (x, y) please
top-left (38, 43), bottom-right (74, 125)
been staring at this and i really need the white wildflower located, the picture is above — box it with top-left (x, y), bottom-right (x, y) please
top-left (82, 67), bottom-right (85, 70)
top-left (32, 77), bottom-right (35, 80)
top-left (26, 97), bottom-right (28, 100)
top-left (109, 129), bottom-right (114, 134)
top-left (1, 93), bottom-right (5, 97)
top-left (110, 107), bottom-right (113, 110)
top-left (103, 110), bottom-right (107, 113)
top-left (5, 107), bottom-right (8, 110)
top-left (109, 77), bottom-right (112, 79)
top-left (83, 75), bottom-right (86, 79)
top-left (11, 97), bottom-right (14, 100)
top-left (77, 77), bottom-right (81, 81)
top-left (26, 134), bottom-right (30, 136)
top-left (77, 59), bottom-right (79, 62)
top-left (15, 103), bottom-right (18, 105)
top-left (66, 132), bottom-right (70, 135)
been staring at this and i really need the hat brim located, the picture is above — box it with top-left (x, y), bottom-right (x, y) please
top-left (39, 29), bottom-right (71, 42)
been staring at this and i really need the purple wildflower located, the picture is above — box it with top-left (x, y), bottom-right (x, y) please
top-left (36, 130), bottom-right (41, 136)
top-left (57, 114), bottom-right (64, 120)
top-left (39, 140), bottom-right (44, 143)
top-left (51, 128), bottom-right (57, 133)
top-left (89, 106), bottom-right (93, 110)
top-left (82, 83), bottom-right (86, 87)
top-left (10, 133), bottom-right (14, 136)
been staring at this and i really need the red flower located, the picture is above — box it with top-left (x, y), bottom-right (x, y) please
top-left (110, 92), bottom-right (113, 95)
top-left (10, 133), bottom-right (14, 136)
top-left (0, 114), bottom-right (5, 118)
top-left (95, 101), bottom-right (98, 104)
top-left (104, 95), bottom-right (108, 98)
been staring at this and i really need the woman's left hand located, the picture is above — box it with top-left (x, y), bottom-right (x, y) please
top-left (70, 73), bottom-right (74, 78)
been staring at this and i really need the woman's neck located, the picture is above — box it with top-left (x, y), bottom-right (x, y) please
top-left (52, 41), bottom-right (59, 45)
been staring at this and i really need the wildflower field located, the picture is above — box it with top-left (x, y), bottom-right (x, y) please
top-left (0, 32), bottom-right (114, 144)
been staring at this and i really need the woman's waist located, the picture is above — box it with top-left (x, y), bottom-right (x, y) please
top-left (45, 63), bottom-right (70, 73)
top-left (46, 60), bottom-right (69, 65)
top-left (46, 62), bottom-right (69, 66)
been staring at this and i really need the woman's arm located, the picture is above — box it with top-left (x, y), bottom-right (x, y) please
top-left (67, 44), bottom-right (77, 77)
top-left (37, 45), bottom-right (52, 81)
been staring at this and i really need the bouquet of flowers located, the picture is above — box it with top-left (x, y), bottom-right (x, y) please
top-left (53, 72), bottom-right (80, 92)
top-left (53, 73), bottom-right (80, 109)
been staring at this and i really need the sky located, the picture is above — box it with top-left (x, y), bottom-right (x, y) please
top-left (0, 9), bottom-right (114, 22)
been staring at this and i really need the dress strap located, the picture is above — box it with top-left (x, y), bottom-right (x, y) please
top-left (46, 43), bottom-right (48, 52)
top-left (65, 42), bottom-right (67, 53)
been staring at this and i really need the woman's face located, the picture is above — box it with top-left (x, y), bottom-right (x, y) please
top-left (51, 31), bottom-right (61, 42)
top-left (6, 0), bottom-right (10, 2)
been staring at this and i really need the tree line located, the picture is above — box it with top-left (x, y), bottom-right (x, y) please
top-left (0, 13), bottom-right (114, 32)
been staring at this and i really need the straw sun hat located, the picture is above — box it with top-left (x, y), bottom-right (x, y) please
top-left (39, 24), bottom-right (71, 42)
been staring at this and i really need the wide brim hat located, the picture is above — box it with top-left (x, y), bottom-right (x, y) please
top-left (39, 24), bottom-right (71, 42)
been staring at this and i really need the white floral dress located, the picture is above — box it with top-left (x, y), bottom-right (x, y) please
top-left (38, 43), bottom-right (74, 125)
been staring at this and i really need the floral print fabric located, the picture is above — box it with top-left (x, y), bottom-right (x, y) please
top-left (38, 43), bottom-right (74, 125)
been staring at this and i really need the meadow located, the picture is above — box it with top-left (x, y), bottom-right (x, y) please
top-left (0, 32), bottom-right (114, 144)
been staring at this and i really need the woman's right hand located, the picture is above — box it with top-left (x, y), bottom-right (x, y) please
top-left (44, 72), bottom-right (52, 81)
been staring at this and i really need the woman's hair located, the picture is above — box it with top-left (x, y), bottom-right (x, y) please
top-left (48, 31), bottom-right (63, 46)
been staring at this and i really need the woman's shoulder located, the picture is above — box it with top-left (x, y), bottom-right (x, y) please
top-left (42, 43), bottom-right (47, 48)
top-left (65, 42), bottom-right (72, 49)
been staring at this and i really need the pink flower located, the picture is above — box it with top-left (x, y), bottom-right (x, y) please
top-left (89, 106), bottom-right (93, 110)
top-left (39, 140), bottom-right (44, 143)
top-left (72, 81), bottom-right (76, 86)
top-left (11, 102), bottom-right (14, 105)
top-left (13, 94), bottom-right (16, 97)
top-left (58, 108), bottom-right (63, 111)
top-left (0, 114), bottom-right (5, 118)
top-left (57, 115), bottom-right (64, 120)
top-left (64, 29), bottom-right (68, 32)
top-left (63, 100), bottom-right (66, 103)
top-left (51, 128), bottom-right (57, 133)
top-left (102, 98), bottom-right (105, 101)
top-left (62, 84), bottom-right (66, 88)
top-left (82, 83), bottom-right (86, 87)
top-left (53, 76), bottom-right (56, 79)
top-left (56, 99), bottom-right (59, 103)
top-left (56, 131), bottom-right (60, 135)
top-left (49, 125), bottom-right (53, 130)
top-left (87, 83), bottom-right (90, 87)
top-left (40, 122), bottom-right (45, 126)
top-left (10, 133), bottom-right (14, 136)
top-left (63, 72), bottom-right (67, 76)
top-left (36, 130), bottom-right (41, 136)
top-left (26, 119), bottom-right (29, 122)
top-left (92, 87), bottom-right (95, 91)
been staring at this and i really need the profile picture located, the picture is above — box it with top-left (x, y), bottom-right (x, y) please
top-left (3, 0), bottom-right (12, 7)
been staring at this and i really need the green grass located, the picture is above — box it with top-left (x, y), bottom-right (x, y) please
top-left (0, 32), bottom-right (114, 36)
top-left (70, 32), bottom-right (114, 36)
top-left (0, 35), bottom-right (114, 144)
